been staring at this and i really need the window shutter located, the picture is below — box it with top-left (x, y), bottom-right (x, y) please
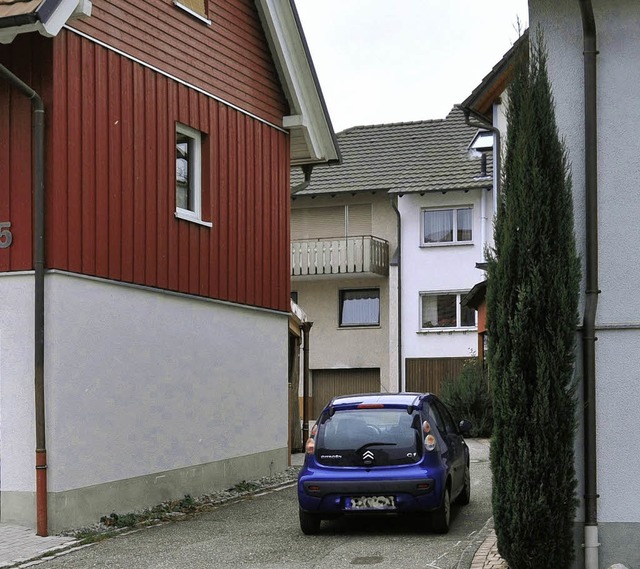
top-left (291, 206), bottom-right (346, 240)
top-left (346, 204), bottom-right (372, 236)
top-left (179, 0), bottom-right (207, 16)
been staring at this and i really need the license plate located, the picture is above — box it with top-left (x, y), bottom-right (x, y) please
top-left (345, 496), bottom-right (396, 510)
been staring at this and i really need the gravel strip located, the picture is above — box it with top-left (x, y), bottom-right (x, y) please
top-left (61, 465), bottom-right (301, 539)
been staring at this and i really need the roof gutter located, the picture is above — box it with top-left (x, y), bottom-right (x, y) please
top-left (0, 64), bottom-right (48, 537)
top-left (577, 1), bottom-right (599, 568)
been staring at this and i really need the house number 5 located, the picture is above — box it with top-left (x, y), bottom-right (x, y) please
top-left (0, 221), bottom-right (13, 249)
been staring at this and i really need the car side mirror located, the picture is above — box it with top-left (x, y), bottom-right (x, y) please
top-left (458, 420), bottom-right (472, 434)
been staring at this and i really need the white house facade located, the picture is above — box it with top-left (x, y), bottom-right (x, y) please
top-left (398, 188), bottom-right (493, 374)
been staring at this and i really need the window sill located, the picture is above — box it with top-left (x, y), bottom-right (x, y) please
top-left (420, 241), bottom-right (474, 248)
top-left (417, 327), bottom-right (477, 335)
top-left (338, 325), bottom-right (381, 330)
top-left (174, 210), bottom-right (213, 228)
top-left (173, 1), bottom-right (212, 25)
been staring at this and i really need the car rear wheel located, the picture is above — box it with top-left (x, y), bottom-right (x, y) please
top-left (455, 464), bottom-right (471, 506)
top-left (299, 509), bottom-right (321, 535)
top-left (431, 487), bottom-right (450, 534)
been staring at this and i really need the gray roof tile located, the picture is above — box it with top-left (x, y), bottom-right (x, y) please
top-left (292, 107), bottom-right (493, 196)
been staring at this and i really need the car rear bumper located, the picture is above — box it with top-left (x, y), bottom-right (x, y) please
top-left (298, 466), bottom-right (445, 514)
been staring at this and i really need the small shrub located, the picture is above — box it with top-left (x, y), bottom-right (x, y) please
top-left (179, 494), bottom-right (196, 512)
top-left (232, 480), bottom-right (259, 493)
top-left (440, 359), bottom-right (492, 437)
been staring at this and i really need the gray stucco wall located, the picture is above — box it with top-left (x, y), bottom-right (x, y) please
top-left (530, 1), bottom-right (640, 566)
top-left (1, 272), bottom-right (288, 530)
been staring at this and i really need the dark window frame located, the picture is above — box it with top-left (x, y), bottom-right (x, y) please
top-left (339, 288), bottom-right (381, 328)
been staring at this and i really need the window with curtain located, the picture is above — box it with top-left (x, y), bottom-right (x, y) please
top-left (420, 292), bottom-right (476, 329)
top-left (423, 207), bottom-right (473, 244)
top-left (339, 289), bottom-right (380, 327)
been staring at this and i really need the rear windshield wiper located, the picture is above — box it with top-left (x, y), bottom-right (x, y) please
top-left (355, 442), bottom-right (397, 453)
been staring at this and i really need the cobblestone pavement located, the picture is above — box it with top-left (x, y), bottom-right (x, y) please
top-left (471, 529), bottom-right (508, 569)
top-left (0, 524), bottom-right (77, 568)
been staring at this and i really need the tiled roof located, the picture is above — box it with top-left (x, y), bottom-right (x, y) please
top-left (292, 107), bottom-right (492, 196)
top-left (0, 0), bottom-right (42, 20)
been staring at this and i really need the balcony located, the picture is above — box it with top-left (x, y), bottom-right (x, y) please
top-left (291, 236), bottom-right (389, 277)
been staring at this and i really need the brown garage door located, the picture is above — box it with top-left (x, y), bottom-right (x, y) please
top-left (405, 357), bottom-right (471, 395)
top-left (312, 368), bottom-right (380, 418)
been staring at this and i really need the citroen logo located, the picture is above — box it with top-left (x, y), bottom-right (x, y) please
top-left (363, 450), bottom-right (375, 461)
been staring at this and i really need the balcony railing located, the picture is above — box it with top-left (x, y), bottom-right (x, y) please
top-left (291, 236), bottom-right (389, 277)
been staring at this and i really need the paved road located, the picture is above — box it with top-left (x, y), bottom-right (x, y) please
top-left (37, 440), bottom-right (492, 569)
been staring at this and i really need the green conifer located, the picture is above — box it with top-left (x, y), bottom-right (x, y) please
top-left (487, 29), bottom-right (581, 569)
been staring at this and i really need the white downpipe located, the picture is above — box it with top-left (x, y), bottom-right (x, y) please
top-left (492, 102), bottom-right (501, 216)
top-left (480, 187), bottom-right (487, 262)
top-left (584, 525), bottom-right (600, 569)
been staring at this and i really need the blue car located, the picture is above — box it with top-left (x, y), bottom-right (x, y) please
top-left (297, 392), bottom-right (471, 534)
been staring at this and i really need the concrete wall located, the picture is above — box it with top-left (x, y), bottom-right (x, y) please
top-left (530, 1), bottom-right (640, 566)
top-left (0, 271), bottom-right (288, 532)
top-left (397, 188), bottom-right (493, 375)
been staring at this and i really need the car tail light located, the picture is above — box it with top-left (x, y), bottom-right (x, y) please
top-left (357, 403), bottom-right (384, 409)
top-left (305, 437), bottom-right (315, 454)
top-left (425, 434), bottom-right (437, 452)
top-left (423, 420), bottom-right (431, 434)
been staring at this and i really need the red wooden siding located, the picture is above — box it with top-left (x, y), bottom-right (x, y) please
top-left (68, 0), bottom-right (289, 126)
top-left (0, 35), bottom-right (52, 273)
top-left (43, 31), bottom-right (290, 311)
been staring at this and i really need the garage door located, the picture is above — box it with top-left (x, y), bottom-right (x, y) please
top-left (312, 368), bottom-right (380, 418)
top-left (405, 357), bottom-right (471, 395)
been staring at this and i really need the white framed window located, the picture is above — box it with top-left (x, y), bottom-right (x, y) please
top-left (422, 206), bottom-right (473, 245)
top-left (420, 292), bottom-right (476, 330)
top-left (175, 123), bottom-right (211, 227)
top-left (339, 288), bottom-right (380, 327)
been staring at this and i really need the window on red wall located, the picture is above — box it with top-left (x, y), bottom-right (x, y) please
top-left (173, 0), bottom-right (211, 25)
top-left (175, 123), bottom-right (212, 228)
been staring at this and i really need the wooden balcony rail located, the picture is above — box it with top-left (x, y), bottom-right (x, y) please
top-left (291, 236), bottom-right (389, 277)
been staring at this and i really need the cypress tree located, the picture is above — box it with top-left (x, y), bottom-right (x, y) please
top-left (487, 29), bottom-right (580, 569)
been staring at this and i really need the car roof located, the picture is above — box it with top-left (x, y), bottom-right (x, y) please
top-left (327, 392), bottom-right (431, 409)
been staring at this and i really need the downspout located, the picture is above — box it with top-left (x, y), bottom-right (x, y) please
top-left (291, 164), bottom-right (314, 194)
top-left (390, 196), bottom-right (402, 392)
top-left (0, 64), bottom-right (48, 536)
top-left (577, 1), bottom-right (600, 567)
top-left (301, 321), bottom-right (313, 443)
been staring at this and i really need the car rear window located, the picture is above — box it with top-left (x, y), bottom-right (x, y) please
top-left (315, 408), bottom-right (422, 466)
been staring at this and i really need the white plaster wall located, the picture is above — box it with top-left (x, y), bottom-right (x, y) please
top-left (398, 190), bottom-right (492, 361)
top-left (38, 273), bottom-right (288, 492)
top-left (532, 0), bottom-right (640, 523)
top-left (0, 274), bottom-right (36, 492)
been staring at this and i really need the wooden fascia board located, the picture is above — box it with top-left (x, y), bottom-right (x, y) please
top-left (254, 0), bottom-right (340, 166)
top-left (0, 0), bottom-right (91, 43)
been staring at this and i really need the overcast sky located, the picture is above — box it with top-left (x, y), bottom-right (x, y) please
top-left (295, 0), bottom-right (529, 132)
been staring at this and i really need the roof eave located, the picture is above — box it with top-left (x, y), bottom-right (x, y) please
top-left (461, 29), bottom-right (529, 119)
top-left (254, 0), bottom-right (341, 167)
top-left (0, 0), bottom-right (91, 44)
